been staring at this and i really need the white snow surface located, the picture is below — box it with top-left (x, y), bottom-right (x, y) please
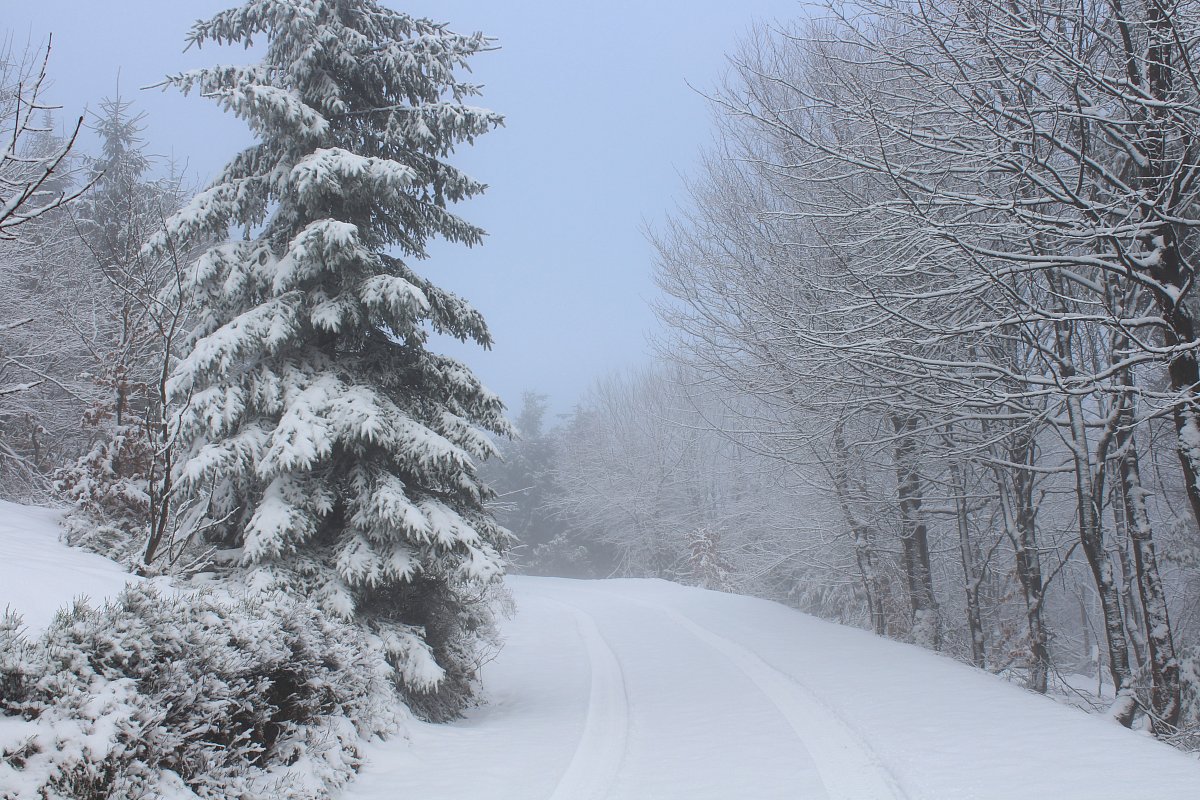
top-left (3, 504), bottom-right (1198, 799)
top-left (0, 500), bottom-right (145, 633)
top-left (352, 576), bottom-right (1200, 800)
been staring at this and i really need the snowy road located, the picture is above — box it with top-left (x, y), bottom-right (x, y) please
top-left (7, 507), bottom-right (1198, 799)
top-left (351, 577), bottom-right (1200, 799)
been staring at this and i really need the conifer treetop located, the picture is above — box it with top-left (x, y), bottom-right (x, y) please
top-left (153, 0), bottom-right (502, 261)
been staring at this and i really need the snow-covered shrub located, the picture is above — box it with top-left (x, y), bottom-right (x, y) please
top-left (687, 528), bottom-right (734, 592)
top-left (1174, 648), bottom-right (1200, 752)
top-left (46, 95), bottom-right (194, 568)
top-left (0, 584), bottom-right (399, 799)
top-left (52, 419), bottom-right (155, 565)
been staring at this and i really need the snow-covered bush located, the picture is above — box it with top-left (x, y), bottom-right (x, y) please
top-left (1174, 648), bottom-right (1200, 752)
top-left (368, 576), bottom-right (509, 722)
top-left (52, 419), bottom-right (155, 565)
top-left (261, 559), bottom-right (507, 722)
top-left (49, 96), bottom-right (198, 573)
top-left (0, 584), bottom-right (398, 799)
top-left (687, 528), bottom-right (734, 592)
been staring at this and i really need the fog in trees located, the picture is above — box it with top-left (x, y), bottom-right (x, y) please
top-left (5, 0), bottom-right (1200, 796)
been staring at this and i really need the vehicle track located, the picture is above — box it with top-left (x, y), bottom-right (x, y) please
top-left (538, 597), bottom-right (630, 800)
top-left (600, 590), bottom-right (911, 800)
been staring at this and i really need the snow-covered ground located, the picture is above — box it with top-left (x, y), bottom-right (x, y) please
top-left (2, 502), bottom-right (1198, 799)
top-left (354, 577), bottom-right (1200, 800)
top-left (0, 501), bottom-right (145, 633)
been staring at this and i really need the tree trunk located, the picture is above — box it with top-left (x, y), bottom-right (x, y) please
top-left (890, 412), bottom-right (940, 649)
top-left (1114, 374), bottom-right (1181, 731)
top-left (1122, 0), bottom-right (1200, 537)
top-left (832, 418), bottom-right (887, 635)
top-left (946, 442), bottom-right (985, 668)
top-left (1004, 435), bottom-right (1050, 693)
top-left (1047, 269), bottom-right (1135, 723)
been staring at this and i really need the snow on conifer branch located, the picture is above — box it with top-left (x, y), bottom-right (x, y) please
top-left (156, 0), bottom-right (510, 720)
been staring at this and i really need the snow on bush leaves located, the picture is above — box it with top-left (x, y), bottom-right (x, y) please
top-left (0, 584), bottom-right (399, 799)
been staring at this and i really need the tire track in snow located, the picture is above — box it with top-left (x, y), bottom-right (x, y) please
top-left (598, 590), bottom-right (909, 800)
top-left (662, 604), bottom-right (910, 800)
top-left (539, 597), bottom-right (630, 800)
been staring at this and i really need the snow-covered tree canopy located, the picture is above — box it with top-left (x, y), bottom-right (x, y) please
top-left (150, 0), bottom-right (510, 711)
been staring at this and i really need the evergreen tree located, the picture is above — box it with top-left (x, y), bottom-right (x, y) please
top-left (149, 0), bottom-right (509, 718)
top-left (484, 392), bottom-right (561, 556)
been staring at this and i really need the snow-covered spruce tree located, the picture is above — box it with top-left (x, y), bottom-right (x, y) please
top-left (149, 0), bottom-right (509, 720)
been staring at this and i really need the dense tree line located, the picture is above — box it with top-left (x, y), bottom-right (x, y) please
top-left (498, 0), bottom-right (1200, 748)
top-left (650, 0), bottom-right (1200, 741)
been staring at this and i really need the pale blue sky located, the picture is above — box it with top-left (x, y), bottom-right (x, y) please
top-left (9, 0), bottom-right (798, 414)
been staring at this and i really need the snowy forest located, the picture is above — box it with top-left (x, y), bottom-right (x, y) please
top-left (4, 0), bottom-right (1200, 797)
top-left (503, 0), bottom-right (1200, 744)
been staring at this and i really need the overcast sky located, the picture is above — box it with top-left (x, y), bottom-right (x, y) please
top-left (8, 0), bottom-right (797, 416)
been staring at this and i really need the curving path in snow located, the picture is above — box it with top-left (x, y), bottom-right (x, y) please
top-left (352, 577), bottom-right (1200, 800)
top-left (642, 598), bottom-right (908, 799)
top-left (7, 503), bottom-right (1195, 798)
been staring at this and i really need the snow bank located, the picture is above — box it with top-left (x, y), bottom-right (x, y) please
top-left (0, 500), bottom-right (144, 633)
